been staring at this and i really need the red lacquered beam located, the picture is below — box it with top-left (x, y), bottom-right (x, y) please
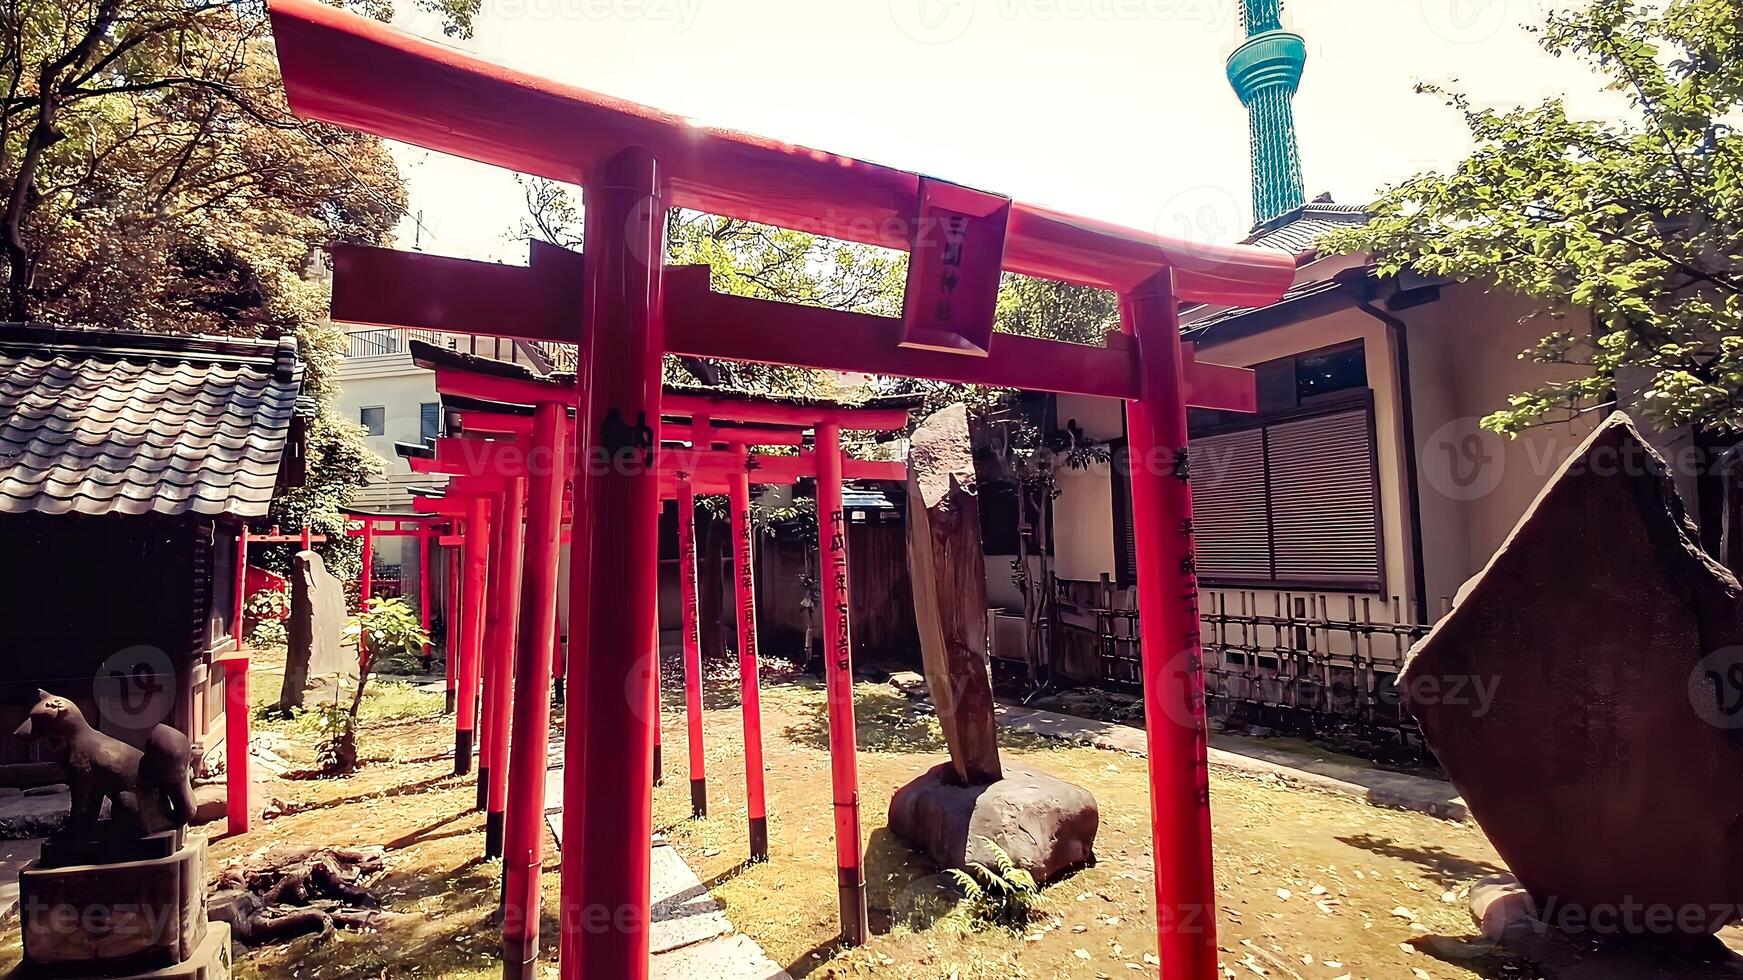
top-left (483, 476), bottom-right (527, 857)
top-left (267, 0), bottom-right (1293, 304)
top-left (677, 480), bottom-right (706, 818)
top-left (435, 367), bottom-right (574, 407)
top-left (456, 496), bottom-right (491, 776)
top-left (419, 532), bottom-right (432, 658)
top-left (1124, 273), bottom-right (1220, 978)
top-left (663, 269), bottom-right (1140, 401)
top-left (815, 423), bottom-right (868, 946)
top-left (662, 389), bottom-right (910, 431)
top-left (728, 462), bottom-right (769, 863)
top-left (335, 244), bottom-right (1256, 411)
top-left (454, 408), bottom-right (809, 449)
top-left (502, 403), bottom-right (566, 980)
top-left (219, 652), bottom-right (251, 836)
top-left (563, 148), bottom-right (665, 980)
top-left (333, 237), bottom-right (582, 339)
top-left (231, 530), bottom-right (249, 651)
top-left (446, 546), bottom-right (460, 714)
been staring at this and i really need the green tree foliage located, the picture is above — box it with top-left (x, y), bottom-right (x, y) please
top-left (1323, 0), bottom-right (1743, 435)
top-left (329, 596), bottom-right (430, 771)
top-left (1, 0), bottom-right (474, 574)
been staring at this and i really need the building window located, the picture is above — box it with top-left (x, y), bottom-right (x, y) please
top-left (360, 406), bottom-right (385, 437)
top-left (420, 402), bottom-right (441, 443)
top-left (1188, 401), bottom-right (1382, 589)
top-left (1115, 342), bottom-right (1382, 591)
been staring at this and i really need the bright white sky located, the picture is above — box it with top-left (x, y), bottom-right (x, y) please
top-left (385, 0), bottom-right (1623, 263)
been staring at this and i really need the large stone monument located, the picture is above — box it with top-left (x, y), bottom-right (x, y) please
top-left (1407, 414), bottom-right (1743, 941)
top-left (888, 404), bottom-right (1098, 883)
top-left (11, 691), bottom-right (230, 979)
top-left (279, 549), bottom-right (352, 713)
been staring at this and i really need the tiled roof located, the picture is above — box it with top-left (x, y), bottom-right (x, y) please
top-left (1243, 201), bottom-right (1371, 254)
top-left (1175, 201), bottom-right (1372, 340)
top-left (0, 325), bottom-right (305, 518)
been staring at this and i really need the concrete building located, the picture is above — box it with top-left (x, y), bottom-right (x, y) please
top-left (335, 328), bottom-right (559, 606)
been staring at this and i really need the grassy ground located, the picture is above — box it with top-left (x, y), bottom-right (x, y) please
top-left (662, 667), bottom-right (1526, 980)
top-left (0, 654), bottom-right (1535, 979)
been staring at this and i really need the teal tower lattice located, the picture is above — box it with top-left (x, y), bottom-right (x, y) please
top-left (1227, 0), bottom-right (1307, 224)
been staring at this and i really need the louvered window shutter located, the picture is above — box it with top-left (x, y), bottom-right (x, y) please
top-left (1111, 443), bottom-right (1138, 586)
top-left (1263, 409), bottom-right (1381, 586)
top-left (420, 402), bottom-right (441, 443)
top-left (1188, 429), bottom-right (1271, 581)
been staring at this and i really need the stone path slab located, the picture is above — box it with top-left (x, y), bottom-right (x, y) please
top-left (544, 771), bottom-right (791, 979)
top-left (998, 703), bottom-right (1469, 822)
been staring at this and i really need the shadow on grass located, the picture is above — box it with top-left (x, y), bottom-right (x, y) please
top-left (1413, 929), bottom-right (1743, 980)
top-left (781, 688), bottom-right (950, 755)
top-left (383, 808), bottom-right (475, 852)
top-left (1336, 833), bottom-right (1506, 886)
top-left (269, 771), bottom-right (462, 817)
top-left (779, 687), bottom-right (1059, 757)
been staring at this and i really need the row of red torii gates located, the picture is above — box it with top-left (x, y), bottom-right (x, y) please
top-left (223, 513), bottom-right (447, 842)
top-left (263, 1), bottom-right (1296, 976)
top-left (398, 342), bottom-right (917, 902)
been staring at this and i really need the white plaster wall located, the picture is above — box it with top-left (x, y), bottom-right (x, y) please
top-left (1401, 284), bottom-right (1596, 602)
top-left (336, 354), bottom-right (443, 511)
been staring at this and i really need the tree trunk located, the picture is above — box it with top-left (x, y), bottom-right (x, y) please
top-left (907, 403), bottom-right (1003, 786)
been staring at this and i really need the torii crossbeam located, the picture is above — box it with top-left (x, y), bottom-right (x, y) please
top-left (265, 2), bottom-right (1293, 976)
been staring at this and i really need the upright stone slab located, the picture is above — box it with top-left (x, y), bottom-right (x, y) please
top-left (891, 403), bottom-right (1097, 885)
top-left (279, 550), bottom-right (352, 712)
top-left (906, 402), bottom-right (1002, 785)
top-left (1405, 413), bottom-right (1743, 934)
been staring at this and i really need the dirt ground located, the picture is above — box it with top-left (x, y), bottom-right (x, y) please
top-left (0, 658), bottom-right (1536, 980)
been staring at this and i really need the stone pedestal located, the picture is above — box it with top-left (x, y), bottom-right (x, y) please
top-left (13, 832), bottom-right (229, 980)
top-left (888, 763), bottom-right (1098, 883)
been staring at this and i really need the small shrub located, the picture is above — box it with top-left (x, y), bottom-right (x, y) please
top-left (944, 838), bottom-right (1044, 932)
top-left (245, 588), bottom-right (289, 621)
top-left (248, 619), bottom-right (288, 650)
top-left (374, 648), bottom-right (430, 676)
top-left (312, 702), bottom-right (358, 774)
top-left (323, 597), bottom-right (431, 775)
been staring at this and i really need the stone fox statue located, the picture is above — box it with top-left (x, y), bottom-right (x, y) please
top-left (13, 691), bottom-right (197, 839)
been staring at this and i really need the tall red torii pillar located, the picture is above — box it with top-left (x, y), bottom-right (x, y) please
top-left (266, 3), bottom-right (1292, 976)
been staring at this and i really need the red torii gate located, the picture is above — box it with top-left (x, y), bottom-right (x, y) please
top-left (400, 349), bottom-right (913, 933)
top-left (402, 343), bottom-right (914, 846)
top-left (265, 2), bottom-right (1293, 976)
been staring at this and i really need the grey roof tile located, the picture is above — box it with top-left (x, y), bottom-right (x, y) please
top-left (0, 325), bottom-right (304, 518)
